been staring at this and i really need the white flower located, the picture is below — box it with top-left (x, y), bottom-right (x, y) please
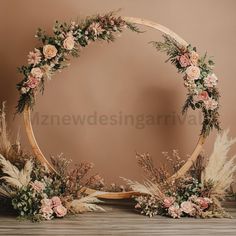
top-left (186, 66), bottom-right (201, 80)
top-left (63, 36), bottom-right (75, 50)
top-left (204, 97), bottom-right (218, 110)
top-left (31, 67), bottom-right (43, 79)
top-left (204, 74), bottom-right (218, 88)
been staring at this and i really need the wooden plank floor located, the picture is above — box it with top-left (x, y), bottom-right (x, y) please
top-left (0, 202), bottom-right (235, 236)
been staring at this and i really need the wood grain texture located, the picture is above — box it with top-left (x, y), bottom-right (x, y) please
top-left (0, 203), bottom-right (235, 236)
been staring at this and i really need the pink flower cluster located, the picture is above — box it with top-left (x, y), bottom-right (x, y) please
top-left (195, 90), bottom-right (218, 110)
top-left (162, 195), bottom-right (212, 218)
top-left (40, 196), bottom-right (67, 220)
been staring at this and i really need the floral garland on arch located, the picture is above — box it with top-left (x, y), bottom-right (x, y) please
top-left (16, 12), bottom-right (220, 137)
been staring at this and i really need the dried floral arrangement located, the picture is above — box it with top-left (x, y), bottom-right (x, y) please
top-left (123, 133), bottom-right (236, 218)
top-left (16, 11), bottom-right (140, 114)
top-left (0, 103), bottom-right (106, 221)
top-left (151, 36), bottom-right (220, 136)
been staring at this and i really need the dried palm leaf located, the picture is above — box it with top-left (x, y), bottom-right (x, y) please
top-left (0, 154), bottom-right (33, 189)
top-left (202, 130), bottom-right (236, 199)
top-left (67, 194), bottom-right (105, 214)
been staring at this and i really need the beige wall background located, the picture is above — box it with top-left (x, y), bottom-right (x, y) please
top-left (0, 0), bottom-right (236, 184)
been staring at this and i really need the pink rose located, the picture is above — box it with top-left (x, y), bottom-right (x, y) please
top-left (178, 53), bottom-right (191, 67)
top-left (28, 48), bottom-right (41, 66)
top-left (43, 44), bottom-right (57, 59)
top-left (53, 205), bottom-right (67, 218)
top-left (168, 204), bottom-right (182, 218)
top-left (31, 180), bottom-right (45, 193)
top-left (196, 197), bottom-right (211, 210)
top-left (40, 205), bottom-right (53, 220)
top-left (51, 196), bottom-right (62, 207)
top-left (204, 97), bottom-right (218, 110)
top-left (190, 51), bottom-right (199, 65)
top-left (196, 91), bottom-right (209, 102)
top-left (204, 74), bottom-right (218, 88)
top-left (186, 66), bottom-right (201, 80)
top-left (163, 197), bottom-right (175, 208)
top-left (180, 201), bottom-right (196, 216)
top-left (63, 36), bottom-right (75, 50)
top-left (31, 67), bottom-right (43, 79)
top-left (26, 76), bottom-right (40, 89)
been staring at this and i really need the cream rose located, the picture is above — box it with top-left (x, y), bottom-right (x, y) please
top-left (190, 51), bottom-right (199, 65)
top-left (63, 36), bottom-right (75, 50)
top-left (31, 67), bottom-right (43, 79)
top-left (180, 201), bottom-right (196, 216)
top-left (43, 44), bottom-right (57, 59)
top-left (186, 65), bottom-right (200, 80)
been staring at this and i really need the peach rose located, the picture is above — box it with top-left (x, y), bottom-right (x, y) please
top-left (51, 196), bottom-right (62, 207)
top-left (163, 197), bottom-right (175, 208)
top-left (168, 204), bottom-right (182, 218)
top-left (180, 201), bottom-right (196, 216)
top-left (190, 51), bottom-right (199, 65)
top-left (186, 65), bottom-right (201, 80)
top-left (41, 205), bottom-right (53, 220)
top-left (63, 36), bottom-right (75, 50)
top-left (43, 44), bottom-right (57, 59)
top-left (31, 67), bottom-right (43, 79)
top-left (54, 205), bottom-right (67, 218)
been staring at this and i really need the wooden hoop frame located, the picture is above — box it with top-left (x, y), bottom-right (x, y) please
top-left (23, 17), bottom-right (206, 199)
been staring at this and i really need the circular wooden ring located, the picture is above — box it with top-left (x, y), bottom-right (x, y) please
top-left (23, 17), bottom-right (206, 199)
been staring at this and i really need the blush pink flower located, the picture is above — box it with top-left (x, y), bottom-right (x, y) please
top-left (196, 91), bottom-right (209, 102)
top-left (26, 76), bottom-right (40, 89)
top-left (31, 180), bottom-right (45, 193)
top-left (28, 48), bottom-right (42, 66)
top-left (53, 205), bottom-right (67, 218)
top-left (43, 44), bottom-right (58, 59)
top-left (186, 65), bottom-right (201, 80)
top-left (163, 197), bottom-right (175, 208)
top-left (196, 197), bottom-right (212, 210)
top-left (63, 36), bottom-right (75, 50)
top-left (88, 22), bottom-right (104, 36)
top-left (204, 97), bottom-right (218, 110)
top-left (40, 205), bottom-right (53, 220)
top-left (31, 67), bottom-right (43, 79)
top-left (177, 53), bottom-right (191, 67)
top-left (204, 74), bottom-right (218, 88)
top-left (51, 196), bottom-right (62, 208)
top-left (180, 201), bottom-right (196, 216)
top-left (168, 204), bottom-right (182, 218)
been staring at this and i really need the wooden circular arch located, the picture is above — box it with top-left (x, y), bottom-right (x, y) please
top-left (23, 17), bottom-right (205, 199)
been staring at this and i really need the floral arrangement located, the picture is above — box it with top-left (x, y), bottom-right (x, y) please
top-left (123, 132), bottom-right (236, 218)
top-left (0, 103), bottom-right (105, 221)
top-left (151, 36), bottom-right (220, 136)
top-left (16, 11), bottom-right (139, 113)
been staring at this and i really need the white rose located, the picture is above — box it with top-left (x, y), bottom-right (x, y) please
top-left (63, 36), bottom-right (75, 50)
top-left (31, 67), bottom-right (43, 79)
top-left (186, 66), bottom-right (201, 80)
top-left (43, 44), bottom-right (58, 59)
top-left (190, 51), bottom-right (199, 65)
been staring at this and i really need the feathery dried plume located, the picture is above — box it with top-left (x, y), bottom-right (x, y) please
top-left (202, 130), bottom-right (236, 198)
top-left (0, 154), bottom-right (33, 189)
top-left (67, 194), bottom-right (105, 213)
top-left (0, 102), bottom-right (11, 157)
top-left (121, 177), bottom-right (165, 199)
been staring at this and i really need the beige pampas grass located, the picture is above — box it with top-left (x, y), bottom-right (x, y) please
top-left (202, 130), bottom-right (236, 198)
top-left (121, 177), bottom-right (164, 199)
top-left (0, 154), bottom-right (33, 189)
top-left (67, 194), bottom-right (105, 213)
top-left (0, 102), bottom-right (11, 157)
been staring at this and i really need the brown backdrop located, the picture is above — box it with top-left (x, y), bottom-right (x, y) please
top-left (0, 0), bottom-right (236, 184)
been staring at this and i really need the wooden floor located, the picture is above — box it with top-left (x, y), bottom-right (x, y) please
top-left (0, 202), bottom-right (235, 236)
